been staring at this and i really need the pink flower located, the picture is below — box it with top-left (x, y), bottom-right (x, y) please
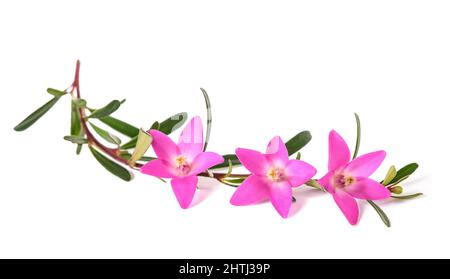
top-left (140, 116), bottom-right (224, 209)
top-left (230, 136), bottom-right (317, 218)
top-left (319, 130), bottom-right (391, 225)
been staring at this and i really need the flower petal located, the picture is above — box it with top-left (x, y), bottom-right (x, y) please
top-left (171, 176), bottom-right (198, 209)
top-left (266, 136), bottom-right (289, 164)
top-left (269, 181), bottom-right (293, 218)
top-left (345, 178), bottom-right (391, 200)
top-left (178, 116), bottom-right (203, 160)
top-left (189, 152), bottom-right (224, 175)
top-left (345, 151), bottom-right (386, 177)
top-left (318, 171), bottom-right (335, 194)
top-left (285, 160), bottom-right (317, 187)
top-left (230, 175), bottom-right (269, 206)
top-left (328, 130), bottom-right (350, 172)
top-left (140, 159), bottom-right (175, 178)
top-left (235, 148), bottom-right (269, 175)
top-left (149, 130), bottom-right (179, 162)
top-left (333, 189), bottom-right (359, 225)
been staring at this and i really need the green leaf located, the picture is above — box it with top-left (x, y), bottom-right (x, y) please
top-left (73, 98), bottom-right (87, 108)
top-left (71, 100), bottom-right (83, 154)
top-left (352, 113), bottom-right (361, 159)
top-left (201, 88), bottom-right (212, 151)
top-left (89, 146), bottom-right (132, 181)
top-left (76, 144), bottom-right (83, 155)
top-left (220, 177), bottom-right (246, 187)
top-left (389, 163), bottom-right (419, 185)
top-left (14, 97), bottom-right (61, 131)
top-left (64, 135), bottom-right (88, 144)
top-left (88, 100), bottom-right (122, 119)
top-left (209, 154), bottom-right (240, 169)
top-left (286, 131), bottom-right (312, 155)
top-left (99, 116), bottom-right (139, 138)
top-left (71, 101), bottom-right (82, 136)
top-left (305, 179), bottom-right (326, 192)
top-left (296, 152), bottom-right (301, 160)
top-left (224, 178), bottom-right (246, 184)
top-left (89, 122), bottom-right (122, 145)
top-left (367, 200), bottom-right (391, 227)
top-left (150, 121), bottom-right (160, 130)
top-left (47, 88), bottom-right (67, 97)
top-left (119, 153), bottom-right (155, 162)
top-left (120, 136), bottom-right (138, 150)
top-left (382, 165), bottom-right (397, 186)
top-left (158, 112), bottom-right (188, 135)
top-left (391, 193), bottom-right (423, 200)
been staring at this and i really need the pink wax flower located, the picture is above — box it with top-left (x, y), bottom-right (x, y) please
top-left (230, 136), bottom-right (317, 218)
top-left (140, 116), bottom-right (224, 209)
top-left (319, 130), bottom-right (391, 225)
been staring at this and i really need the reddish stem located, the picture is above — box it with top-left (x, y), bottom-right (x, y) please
top-left (71, 61), bottom-right (134, 166)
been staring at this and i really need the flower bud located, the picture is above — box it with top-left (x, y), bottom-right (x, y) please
top-left (390, 186), bottom-right (403, 194)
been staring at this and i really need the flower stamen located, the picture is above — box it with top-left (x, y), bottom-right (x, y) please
top-left (267, 167), bottom-right (285, 182)
top-left (175, 156), bottom-right (191, 175)
top-left (334, 173), bottom-right (355, 188)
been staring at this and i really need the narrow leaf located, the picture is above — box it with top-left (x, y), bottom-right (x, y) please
top-left (47, 88), bottom-right (67, 97)
top-left (367, 200), bottom-right (391, 227)
top-left (88, 100), bottom-right (122, 119)
top-left (73, 98), bottom-right (87, 108)
top-left (71, 101), bottom-right (82, 136)
top-left (99, 116), bottom-right (139, 138)
top-left (305, 179), bottom-right (326, 192)
top-left (89, 146), bottom-right (132, 181)
top-left (64, 135), bottom-right (88, 144)
top-left (76, 144), bottom-right (83, 155)
top-left (382, 165), bottom-right (397, 186)
top-left (391, 193), bottom-right (423, 200)
top-left (352, 113), bottom-right (361, 159)
top-left (389, 163), bottom-right (419, 185)
top-left (220, 180), bottom-right (240, 187)
top-left (220, 177), bottom-right (246, 187)
top-left (71, 100), bottom-right (83, 154)
top-left (89, 122), bottom-right (121, 145)
top-left (286, 131), bottom-right (312, 155)
top-left (129, 129), bottom-right (153, 166)
top-left (14, 97), bottom-right (61, 131)
top-left (121, 136), bottom-right (138, 150)
top-left (296, 152), bottom-right (301, 160)
top-left (210, 154), bottom-right (240, 169)
top-left (224, 178), bottom-right (246, 184)
top-left (119, 153), bottom-right (156, 162)
top-left (200, 88), bottom-right (212, 151)
top-left (158, 112), bottom-right (188, 135)
top-left (150, 121), bottom-right (160, 130)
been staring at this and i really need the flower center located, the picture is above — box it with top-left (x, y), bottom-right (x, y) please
top-left (266, 167), bottom-right (285, 182)
top-left (333, 173), bottom-right (355, 188)
top-left (175, 156), bottom-right (191, 175)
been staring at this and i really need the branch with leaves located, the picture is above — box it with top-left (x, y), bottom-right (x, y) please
top-left (14, 61), bottom-right (422, 227)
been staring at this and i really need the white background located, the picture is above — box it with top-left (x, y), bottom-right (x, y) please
top-left (0, 0), bottom-right (449, 259)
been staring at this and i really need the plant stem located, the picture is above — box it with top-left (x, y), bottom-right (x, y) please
top-left (70, 61), bottom-right (132, 166)
top-left (68, 61), bottom-right (330, 191)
